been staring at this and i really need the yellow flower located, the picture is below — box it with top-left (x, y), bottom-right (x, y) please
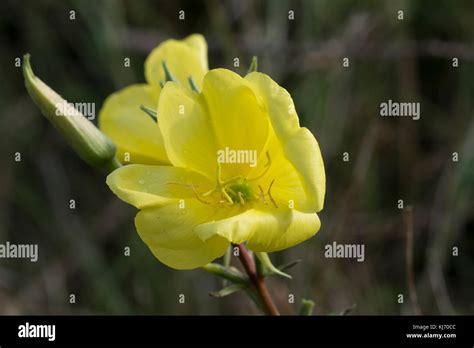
top-left (105, 66), bottom-right (326, 269)
top-left (99, 34), bottom-right (208, 165)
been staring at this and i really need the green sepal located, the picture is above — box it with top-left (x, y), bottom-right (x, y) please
top-left (188, 76), bottom-right (199, 92)
top-left (139, 104), bottom-right (157, 122)
top-left (161, 60), bottom-right (177, 83)
top-left (210, 283), bottom-right (246, 298)
top-left (202, 263), bottom-right (248, 284)
top-left (247, 56), bottom-right (258, 74)
top-left (255, 252), bottom-right (292, 279)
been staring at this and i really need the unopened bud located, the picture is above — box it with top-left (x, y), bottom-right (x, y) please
top-left (23, 54), bottom-right (118, 168)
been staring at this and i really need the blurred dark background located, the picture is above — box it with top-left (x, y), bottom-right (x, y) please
top-left (0, 0), bottom-right (473, 315)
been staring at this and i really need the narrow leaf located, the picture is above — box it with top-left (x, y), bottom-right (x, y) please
top-left (201, 263), bottom-right (248, 284)
top-left (255, 252), bottom-right (292, 279)
top-left (210, 284), bottom-right (246, 298)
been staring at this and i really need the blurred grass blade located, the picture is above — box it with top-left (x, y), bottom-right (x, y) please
top-left (299, 299), bottom-right (315, 316)
top-left (279, 259), bottom-right (302, 272)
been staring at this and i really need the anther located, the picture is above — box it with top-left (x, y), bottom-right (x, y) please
top-left (238, 191), bottom-right (245, 206)
top-left (166, 182), bottom-right (210, 205)
top-left (258, 185), bottom-right (267, 204)
top-left (190, 183), bottom-right (211, 205)
top-left (267, 179), bottom-right (278, 208)
top-left (221, 187), bottom-right (234, 205)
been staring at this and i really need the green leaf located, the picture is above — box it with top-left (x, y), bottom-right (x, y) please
top-left (210, 283), bottom-right (246, 298)
top-left (255, 252), bottom-right (292, 279)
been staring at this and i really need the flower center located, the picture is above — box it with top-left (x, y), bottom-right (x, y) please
top-left (225, 179), bottom-right (253, 205)
top-left (168, 151), bottom-right (278, 208)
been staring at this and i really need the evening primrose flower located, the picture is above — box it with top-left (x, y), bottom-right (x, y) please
top-left (106, 67), bottom-right (326, 269)
top-left (99, 34), bottom-right (208, 165)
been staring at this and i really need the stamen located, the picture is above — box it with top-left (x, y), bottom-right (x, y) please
top-left (190, 183), bottom-right (211, 205)
top-left (166, 182), bottom-right (210, 205)
top-left (267, 179), bottom-right (278, 208)
top-left (258, 185), bottom-right (267, 204)
top-left (222, 175), bottom-right (244, 186)
top-left (216, 163), bottom-right (244, 186)
top-left (221, 187), bottom-right (234, 205)
top-left (238, 191), bottom-right (245, 206)
top-left (217, 163), bottom-right (224, 185)
top-left (247, 151), bottom-right (272, 182)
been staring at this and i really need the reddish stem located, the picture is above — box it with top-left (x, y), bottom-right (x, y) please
top-left (235, 244), bottom-right (280, 316)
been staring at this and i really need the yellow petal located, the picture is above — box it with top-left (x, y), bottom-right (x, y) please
top-left (182, 34), bottom-right (208, 69)
top-left (107, 164), bottom-right (229, 269)
top-left (284, 127), bottom-right (325, 211)
top-left (145, 34), bottom-right (208, 91)
top-left (146, 235), bottom-right (229, 270)
top-left (201, 69), bottom-right (270, 179)
top-left (246, 72), bottom-right (325, 211)
top-left (195, 206), bottom-right (321, 252)
top-left (246, 126), bottom-right (315, 213)
top-left (157, 82), bottom-right (218, 179)
top-left (135, 197), bottom-right (230, 270)
top-left (106, 164), bottom-right (213, 209)
top-left (245, 72), bottom-right (300, 138)
top-left (98, 84), bottom-right (169, 165)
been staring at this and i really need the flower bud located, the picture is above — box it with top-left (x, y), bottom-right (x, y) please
top-left (23, 54), bottom-right (118, 168)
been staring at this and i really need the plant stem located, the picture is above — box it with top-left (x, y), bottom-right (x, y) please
top-left (234, 244), bottom-right (280, 316)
